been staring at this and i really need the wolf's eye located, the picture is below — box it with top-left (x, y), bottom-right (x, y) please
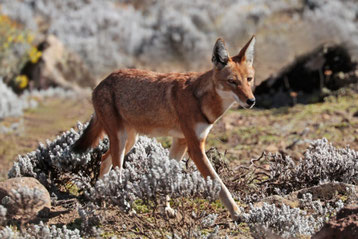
top-left (247, 77), bottom-right (253, 82)
top-left (227, 78), bottom-right (236, 85)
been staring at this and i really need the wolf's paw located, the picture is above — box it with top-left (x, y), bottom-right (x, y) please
top-left (232, 214), bottom-right (246, 223)
top-left (231, 210), bottom-right (245, 223)
top-left (165, 205), bottom-right (177, 218)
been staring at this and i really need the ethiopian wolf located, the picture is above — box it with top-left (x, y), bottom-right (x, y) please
top-left (72, 36), bottom-right (256, 220)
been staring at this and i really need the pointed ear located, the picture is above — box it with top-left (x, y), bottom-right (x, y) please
top-left (212, 38), bottom-right (229, 69)
top-left (233, 35), bottom-right (255, 66)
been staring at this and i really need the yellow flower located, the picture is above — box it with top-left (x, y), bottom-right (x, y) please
top-left (15, 75), bottom-right (29, 89)
top-left (26, 34), bottom-right (33, 43)
top-left (16, 34), bottom-right (24, 43)
top-left (7, 35), bottom-right (13, 43)
top-left (28, 47), bottom-right (42, 63)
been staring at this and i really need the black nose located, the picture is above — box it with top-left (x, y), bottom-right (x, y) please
top-left (246, 98), bottom-right (256, 106)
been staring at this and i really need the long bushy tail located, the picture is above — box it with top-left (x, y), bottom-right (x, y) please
top-left (72, 114), bottom-right (103, 153)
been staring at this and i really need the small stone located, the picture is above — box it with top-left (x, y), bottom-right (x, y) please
top-left (0, 177), bottom-right (51, 218)
top-left (337, 72), bottom-right (345, 79)
top-left (265, 144), bottom-right (278, 152)
top-left (322, 113), bottom-right (330, 120)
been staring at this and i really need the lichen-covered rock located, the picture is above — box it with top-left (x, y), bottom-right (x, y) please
top-left (0, 177), bottom-right (51, 218)
top-left (259, 182), bottom-right (358, 209)
top-left (313, 204), bottom-right (358, 239)
top-left (293, 182), bottom-right (358, 202)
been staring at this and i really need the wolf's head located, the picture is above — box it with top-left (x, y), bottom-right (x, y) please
top-left (211, 36), bottom-right (256, 108)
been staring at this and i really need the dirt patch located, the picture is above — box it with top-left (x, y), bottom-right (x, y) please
top-left (314, 204), bottom-right (358, 239)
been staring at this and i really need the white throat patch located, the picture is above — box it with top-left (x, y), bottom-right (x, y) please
top-left (216, 88), bottom-right (247, 109)
top-left (216, 88), bottom-right (236, 110)
top-left (195, 123), bottom-right (213, 140)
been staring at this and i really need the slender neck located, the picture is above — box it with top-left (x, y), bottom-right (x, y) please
top-left (194, 69), bottom-right (231, 124)
top-left (196, 70), bottom-right (214, 85)
top-left (192, 70), bottom-right (214, 101)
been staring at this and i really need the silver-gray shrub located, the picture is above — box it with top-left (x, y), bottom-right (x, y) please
top-left (87, 136), bottom-right (221, 209)
top-left (8, 122), bottom-right (220, 208)
top-left (8, 122), bottom-right (108, 190)
top-left (303, 0), bottom-right (358, 56)
top-left (0, 78), bottom-right (34, 119)
top-left (299, 193), bottom-right (344, 218)
top-left (22, 87), bottom-right (76, 100)
top-left (0, 221), bottom-right (81, 239)
top-left (0, 205), bottom-right (7, 225)
top-left (242, 194), bottom-right (345, 237)
top-left (267, 138), bottom-right (358, 195)
top-left (242, 202), bottom-right (319, 237)
top-left (200, 213), bottom-right (218, 228)
top-left (77, 203), bottom-right (103, 237)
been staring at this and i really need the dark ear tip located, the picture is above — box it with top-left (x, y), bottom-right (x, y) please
top-left (216, 37), bottom-right (225, 45)
top-left (212, 37), bottom-right (229, 67)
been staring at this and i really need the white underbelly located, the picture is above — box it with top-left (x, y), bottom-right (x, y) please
top-left (147, 128), bottom-right (184, 138)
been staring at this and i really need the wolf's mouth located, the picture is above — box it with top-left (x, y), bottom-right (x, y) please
top-left (234, 96), bottom-right (251, 109)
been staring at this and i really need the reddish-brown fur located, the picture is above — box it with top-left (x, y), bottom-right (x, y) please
top-left (72, 36), bottom-right (256, 221)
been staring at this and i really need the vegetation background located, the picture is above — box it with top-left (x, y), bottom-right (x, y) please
top-left (0, 0), bottom-right (357, 238)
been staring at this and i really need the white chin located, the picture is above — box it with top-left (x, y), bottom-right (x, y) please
top-left (238, 101), bottom-right (255, 109)
top-left (237, 99), bottom-right (249, 109)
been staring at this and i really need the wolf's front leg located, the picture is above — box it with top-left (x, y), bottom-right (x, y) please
top-left (184, 129), bottom-right (241, 221)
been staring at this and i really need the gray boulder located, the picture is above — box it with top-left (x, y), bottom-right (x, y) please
top-left (0, 177), bottom-right (51, 219)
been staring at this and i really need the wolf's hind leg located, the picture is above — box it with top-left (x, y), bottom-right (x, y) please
top-left (169, 138), bottom-right (187, 161)
top-left (99, 150), bottom-right (112, 179)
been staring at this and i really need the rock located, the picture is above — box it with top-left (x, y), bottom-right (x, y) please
top-left (21, 35), bottom-right (96, 92)
top-left (0, 177), bottom-right (51, 218)
top-left (255, 182), bottom-right (358, 210)
top-left (288, 182), bottom-right (358, 202)
top-left (254, 195), bottom-right (299, 209)
top-left (313, 204), bottom-right (358, 239)
top-left (265, 144), bottom-right (278, 153)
